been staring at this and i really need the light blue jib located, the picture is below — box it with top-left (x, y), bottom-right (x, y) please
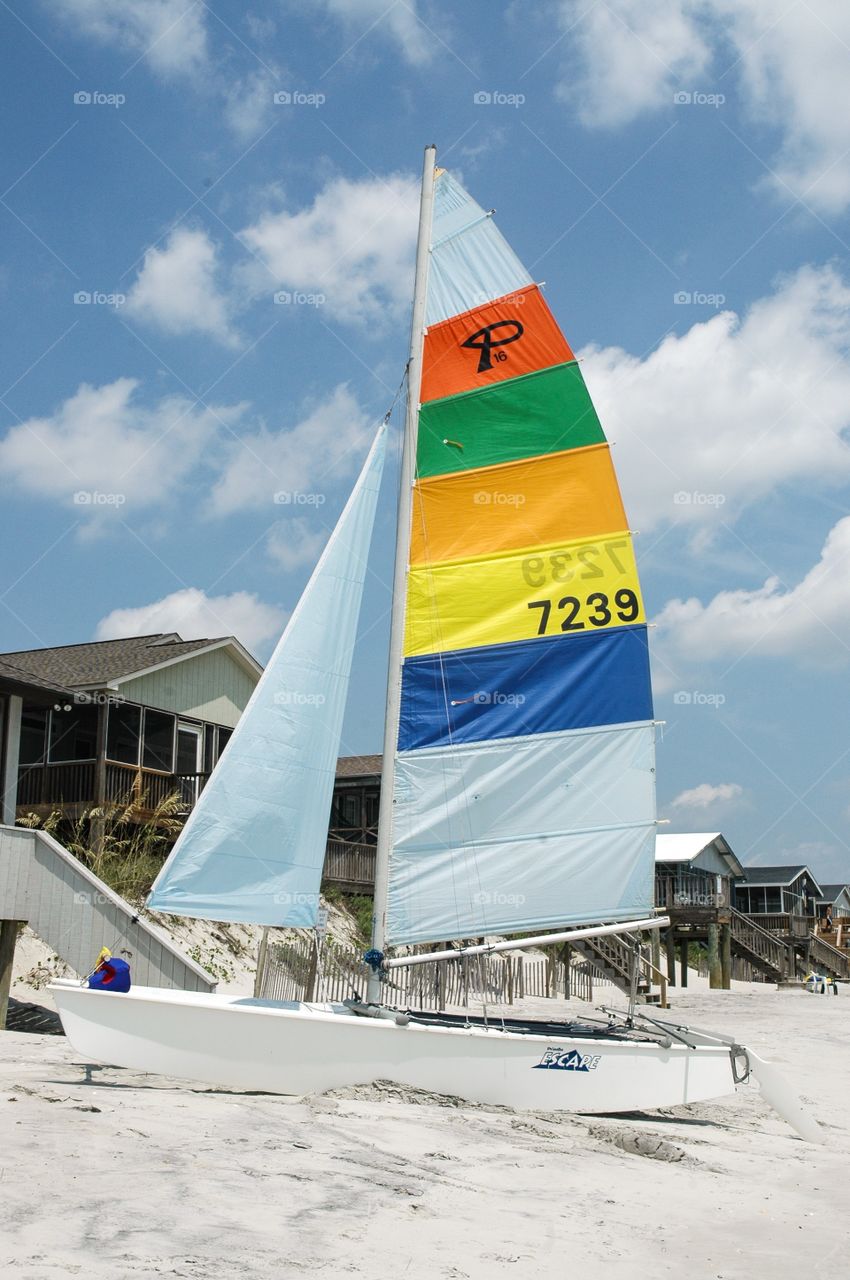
top-left (385, 723), bottom-right (657, 946)
top-left (426, 170), bottom-right (532, 326)
top-left (147, 425), bottom-right (387, 926)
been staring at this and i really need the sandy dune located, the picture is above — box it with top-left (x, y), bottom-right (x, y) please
top-left (1, 983), bottom-right (848, 1279)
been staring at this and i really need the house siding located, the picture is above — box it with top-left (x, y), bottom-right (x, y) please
top-left (690, 847), bottom-right (734, 877)
top-left (119, 648), bottom-right (257, 726)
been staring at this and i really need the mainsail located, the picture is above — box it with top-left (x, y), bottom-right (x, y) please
top-left (147, 424), bottom-right (386, 925)
top-left (385, 169), bottom-right (656, 945)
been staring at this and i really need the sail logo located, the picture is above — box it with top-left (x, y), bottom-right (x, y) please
top-left (534, 1047), bottom-right (601, 1072)
top-left (461, 319), bottom-right (523, 372)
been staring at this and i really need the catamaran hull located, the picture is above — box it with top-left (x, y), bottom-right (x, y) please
top-left (51, 982), bottom-right (738, 1113)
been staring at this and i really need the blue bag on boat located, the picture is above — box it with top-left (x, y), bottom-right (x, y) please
top-left (88, 957), bottom-right (131, 993)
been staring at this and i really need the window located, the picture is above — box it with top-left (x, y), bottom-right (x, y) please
top-left (364, 788), bottom-right (380, 829)
top-left (331, 789), bottom-right (361, 831)
top-left (216, 727), bottom-right (232, 760)
top-left (106, 702), bottom-right (142, 765)
top-left (142, 709), bottom-right (175, 772)
top-left (19, 705), bottom-right (48, 765)
top-left (48, 704), bottom-right (98, 762)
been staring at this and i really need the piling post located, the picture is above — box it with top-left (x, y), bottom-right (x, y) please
top-left (720, 923), bottom-right (732, 989)
top-left (707, 923), bottom-right (722, 989)
top-left (679, 939), bottom-right (689, 988)
top-left (665, 929), bottom-right (677, 987)
top-left (254, 927), bottom-right (269, 999)
top-left (0, 920), bottom-right (23, 1030)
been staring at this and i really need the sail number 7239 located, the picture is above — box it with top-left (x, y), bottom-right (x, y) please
top-left (527, 589), bottom-right (639, 635)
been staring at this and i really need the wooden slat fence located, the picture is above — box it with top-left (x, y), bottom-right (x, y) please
top-left (258, 935), bottom-right (608, 1008)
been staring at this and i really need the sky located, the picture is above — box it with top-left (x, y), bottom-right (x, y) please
top-left (0, 1), bottom-right (849, 880)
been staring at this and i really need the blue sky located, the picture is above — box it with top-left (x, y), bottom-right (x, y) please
top-left (1, 1), bottom-right (849, 879)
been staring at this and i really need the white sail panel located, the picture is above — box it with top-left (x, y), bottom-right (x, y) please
top-left (426, 170), bottom-right (531, 325)
top-left (148, 425), bottom-right (386, 925)
top-left (386, 724), bottom-right (656, 945)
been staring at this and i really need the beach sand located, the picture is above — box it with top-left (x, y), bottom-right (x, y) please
top-left (1, 980), bottom-right (848, 1279)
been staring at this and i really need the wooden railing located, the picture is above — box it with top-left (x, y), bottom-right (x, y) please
top-left (655, 871), bottom-right (728, 911)
top-left (17, 761), bottom-right (208, 814)
top-left (322, 839), bottom-right (376, 891)
top-left (747, 913), bottom-right (816, 938)
top-left (104, 763), bottom-right (209, 811)
top-left (16, 761), bottom-right (96, 807)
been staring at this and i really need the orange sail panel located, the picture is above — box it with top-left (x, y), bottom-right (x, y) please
top-left (421, 284), bottom-right (573, 403)
top-left (410, 445), bottom-right (628, 566)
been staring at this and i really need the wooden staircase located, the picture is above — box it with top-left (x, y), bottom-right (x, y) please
top-left (806, 933), bottom-right (850, 981)
top-left (729, 907), bottom-right (791, 981)
top-left (570, 932), bottom-right (667, 1006)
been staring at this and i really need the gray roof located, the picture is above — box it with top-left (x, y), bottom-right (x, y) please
top-left (336, 754), bottom-right (382, 779)
top-left (738, 864), bottom-right (819, 889)
top-left (0, 656), bottom-right (78, 700)
top-left (0, 634), bottom-right (232, 689)
top-left (818, 884), bottom-right (850, 901)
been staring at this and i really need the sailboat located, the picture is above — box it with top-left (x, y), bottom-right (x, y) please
top-left (51, 148), bottom-right (818, 1133)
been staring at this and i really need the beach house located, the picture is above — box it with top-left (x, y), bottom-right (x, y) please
top-left (733, 865), bottom-right (822, 925)
top-left (0, 634), bottom-right (261, 824)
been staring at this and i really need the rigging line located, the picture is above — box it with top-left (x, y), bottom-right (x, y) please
top-left (382, 360), bottom-right (410, 425)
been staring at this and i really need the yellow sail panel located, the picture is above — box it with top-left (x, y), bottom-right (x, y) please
top-left (404, 532), bottom-right (644, 657)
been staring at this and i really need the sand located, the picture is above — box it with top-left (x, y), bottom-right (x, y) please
top-left (1, 980), bottom-right (848, 1279)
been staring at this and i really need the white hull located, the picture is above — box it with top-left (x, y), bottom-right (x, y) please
top-left (51, 982), bottom-right (738, 1114)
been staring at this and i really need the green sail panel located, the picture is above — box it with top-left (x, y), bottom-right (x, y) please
top-left (417, 361), bottom-right (605, 478)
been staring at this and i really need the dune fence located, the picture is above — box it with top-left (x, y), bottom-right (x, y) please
top-left (256, 934), bottom-right (608, 1009)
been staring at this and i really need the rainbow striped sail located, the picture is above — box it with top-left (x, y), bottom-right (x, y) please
top-left (384, 168), bottom-right (656, 946)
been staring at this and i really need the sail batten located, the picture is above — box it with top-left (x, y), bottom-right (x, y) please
top-left (385, 167), bottom-right (656, 947)
top-left (147, 424), bottom-right (386, 926)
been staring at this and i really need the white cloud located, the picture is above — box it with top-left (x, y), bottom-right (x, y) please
top-left (266, 518), bottom-right (328, 572)
top-left (51, 0), bottom-right (208, 77)
top-left (709, 0), bottom-right (850, 214)
top-left (95, 587), bottom-right (286, 653)
top-left (558, 1), bottom-right (709, 127)
top-left (656, 516), bottom-right (850, 667)
top-left (211, 384), bottom-right (375, 517)
top-left (308, 0), bottom-right (432, 65)
top-left (0, 377), bottom-right (235, 511)
top-left (125, 228), bottom-right (238, 347)
top-left (670, 782), bottom-right (744, 809)
top-left (240, 173), bottom-right (418, 324)
top-left (223, 68), bottom-right (277, 141)
top-left (580, 265), bottom-right (850, 531)
top-left (557, 1), bottom-right (850, 212)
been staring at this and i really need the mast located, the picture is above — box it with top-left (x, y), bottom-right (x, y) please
top-left (368, 144), bottom-right (437, 1000)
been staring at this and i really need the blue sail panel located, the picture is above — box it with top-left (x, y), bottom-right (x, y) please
top-left (147, 426), bottom-right (386, 925)
top-left (398, 626), bottom-right (652, 750)
top-left (387, 724), bottom-right (657, 945)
